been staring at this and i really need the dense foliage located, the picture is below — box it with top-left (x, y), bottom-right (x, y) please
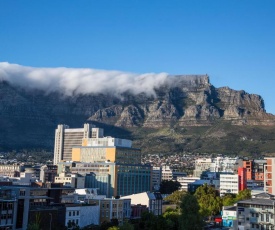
top-left (159, 180), bottom-right (181, 194)
top-left (194, 184), bottom-right (222, 218)
top-left (179, 193), bottom-right (203, 230)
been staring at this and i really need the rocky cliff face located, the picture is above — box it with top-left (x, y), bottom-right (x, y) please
top-left (88, 75), bottom-right (274, 127)
top-left (0, 75), bottom-right (274, 152)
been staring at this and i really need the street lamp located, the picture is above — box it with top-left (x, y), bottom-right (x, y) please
top-left (49, 213), bottom-right (52, 230)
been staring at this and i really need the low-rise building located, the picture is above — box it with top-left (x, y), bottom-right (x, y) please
top-left (0, 187), bottom-right (17, 230)
top-left (177, 176), bottom-right (200, 191)
top-left (98, 198), bottom-right (131, 225)
top-left (65, 203), bottom-right (100, 228)
top-left (122, 192), bottom-right (162, 216)
top-left (221, 206), bottom-right (237, 229)
top-left (236, 193), bottom-right (275, 230)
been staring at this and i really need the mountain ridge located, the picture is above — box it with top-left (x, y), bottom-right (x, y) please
top-left (0, 75), bottom-right (275, 155)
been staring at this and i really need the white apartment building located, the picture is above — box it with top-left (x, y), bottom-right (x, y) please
top-left (177, 176), bottom-right (200, 191)
top-left (55, 172), bottom-right (85, 188)
top-left (65, 204), bottom-right (100, 228)
top-left (193, 158), bottom-right (212, 177)
top-left (220, 174), bottom-right (239, 196)
top-left (161, 165), bottom-right (173, 181)
top-left (210, 157), bottom-right (242, 173)
top-left (85, 137), bottom-right (132, 148)
top-left (0, 163), bottom-right (21, 177)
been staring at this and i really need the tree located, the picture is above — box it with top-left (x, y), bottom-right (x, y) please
top-left (222, 193), bottom-right (237, 206)
top-left (159, 180), bottom-right (181, 194)
top-left (222, 189), bottom-right (252, 207)
top-left (164, 190), bottom-right (187, 208)
top-left (107, 227), bottom-right (119, 230)
top-left (179, 193), bottom-right (203, 230)
top-left (163, 208), bottom-right (180, 230)
top-left (236, 189), bottom-right (251, 201)
top-left (194, 184), bottom-right (222, 218)
top-left (119, 221), bottom-right (134, 230)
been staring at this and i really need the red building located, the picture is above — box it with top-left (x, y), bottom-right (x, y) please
top-left (238, 167), bottom-right (247, 191)
top-left (242, 160), bottom-right (253, 180)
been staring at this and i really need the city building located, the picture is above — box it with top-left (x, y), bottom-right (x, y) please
top-left (253, 159), bottom-right (266, 181)
top-left (152, 167), bottom-right (162, 191)
top-left (264, 157), bottom-right (275, 194)
top-left (221, 206), bottom-right (237, 229)
top-left (187, 180), bottom-right (215, 193)
top-left (176, 176), bottom-right (200, 191)
top-left (236, 193), bottom-right (275, 230)
top-left (0, 163), bottom-right (21, 177)
top-left (130, 204), bottom-right (148, 219)
top-left (219, 168), bottom-right (247, 196)
top-left (0, 187), bottom-right (17, 230)
top-left (64, 203), bottom-right (100, 228)
top-left (243, 160), bottom-right (253, 180)
top-left (40, 164), bottom-right (58, 183)
top-left (122, 192), bottom-right (163, 216)
top-left (161, 165), bottom-right (173, 181)
top-left (54, 125), bottom-right (152, 197)
top-left (56, 161), bottom-right (151, 197)
top-left (193, 158), bottom-right (212, 177)
top-left (55, 172), bottom-right (85, 188)
top-left (243, 159), bottom-right (266, 182)
top-left (98, 198), bottom-right (131, 225)
top-left (53, 123), bottom-right (95, 164)
top-left (220, 174), bottom-right (239, 196)
top-left (238, 167), bottom-right (247, 191)
top-left (210, 157), bottom-right (243, 174)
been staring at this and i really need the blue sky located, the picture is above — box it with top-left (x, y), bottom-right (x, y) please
top-left (1, 1), bottom-right (275, 113)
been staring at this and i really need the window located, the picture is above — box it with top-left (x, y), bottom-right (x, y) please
top-left (73, 211), bottom-right (75, 216)
top-left (69, 212), bottom-right (71, 216)
top-left (20, 190), bottom-right (26, 196)
top-left (77, 211), bottom-right (79, 216)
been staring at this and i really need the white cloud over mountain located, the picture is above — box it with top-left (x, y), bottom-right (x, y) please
top-left (0, 62), bottom-right (170, 96)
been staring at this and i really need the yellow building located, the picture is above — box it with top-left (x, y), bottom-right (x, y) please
top-left (72, 146), bottom-right (141, 164)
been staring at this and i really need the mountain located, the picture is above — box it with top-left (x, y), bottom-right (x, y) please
top-left (1, 75), bottom-right (275, 155)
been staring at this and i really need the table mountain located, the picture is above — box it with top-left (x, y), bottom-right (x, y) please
top-left (0, 75), bottom-right (275, 155)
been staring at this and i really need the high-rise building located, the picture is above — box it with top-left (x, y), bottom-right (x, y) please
top-left (54, 125), bottom-right (152, 197)
top-left (242, 159), bottom-right (266, 182)
top-left (54, 124), bottom-right (101, 164)
top-left (243, 160), bottom-right (253, 180)
top-left (238, 167), bottom-right (247, 191)
top-left (264, 157), bottom-right (275, 194)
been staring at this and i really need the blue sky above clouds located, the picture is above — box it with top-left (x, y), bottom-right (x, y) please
top-left (0, 1), bottom-right (275, 113)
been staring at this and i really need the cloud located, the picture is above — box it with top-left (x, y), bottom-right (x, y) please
top-left (0, 62), bottom-right (170, 96)
top-left (0, 62), bottom-right (207, 96)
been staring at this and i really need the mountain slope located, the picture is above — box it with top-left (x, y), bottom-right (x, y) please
top-left (0, 75), bottom-right (274, 155)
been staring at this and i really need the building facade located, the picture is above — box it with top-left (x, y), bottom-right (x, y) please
top-left (98, 198), bottom-right (131, 225)
top-left (122, 192), bottom-right (163, 216)
top-left (264, 157), bottom-right (275, 194)
top-left (53, 124), bottom-right (95, 164)
top-left (236, 193), bottom-right (275, 230)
